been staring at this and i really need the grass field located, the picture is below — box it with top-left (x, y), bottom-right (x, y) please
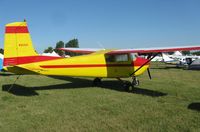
top-left (0, 63), bottom-right (200, 131)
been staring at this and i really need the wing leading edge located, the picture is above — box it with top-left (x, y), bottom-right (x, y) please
top-left (58, 45), bottom-right (200, 54)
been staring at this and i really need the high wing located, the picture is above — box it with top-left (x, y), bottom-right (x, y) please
top-left (59, 48), bottom-right (103, 54)
top-left (59, 45), bottom-right (200, 54)
top-left (106, 45), bottom-right (200, 54)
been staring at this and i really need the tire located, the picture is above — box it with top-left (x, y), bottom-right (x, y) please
top-left (123, 81), bottom-right (133, 92)
top-left (93, 78), bottom-right (102, 86)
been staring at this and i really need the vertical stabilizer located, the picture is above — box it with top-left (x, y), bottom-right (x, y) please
top-left (4, 21), bottom-right (38, 66)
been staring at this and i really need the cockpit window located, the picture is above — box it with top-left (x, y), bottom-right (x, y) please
top-left (106, 54), bottom-right (129, 62)
top-left (130, 53), bottom-right (138, 60)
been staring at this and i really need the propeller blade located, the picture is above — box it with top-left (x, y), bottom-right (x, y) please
top-left (147, 68), bottom-right (152, 79)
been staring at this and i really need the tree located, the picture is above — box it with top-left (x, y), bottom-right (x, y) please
top-left (167, 52), bottom-right (174, 55)
top-left (0, 48), bottom-right (3, 54)
top-left (182, 51), bottom-right (190, 55)
top-left (65, 38), bottom-right (79, 48)
top-left (54, 41), bottom-right (65, 56)
top-left (192, 51), bottom-right (200, 56)
top-left (65, 39), bottom-right (79, 56)
top-left (43, 47), bottom-right (53, 53)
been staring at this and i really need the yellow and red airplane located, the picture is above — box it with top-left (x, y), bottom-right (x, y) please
top-left (3, 21), bottom-right (200, 91)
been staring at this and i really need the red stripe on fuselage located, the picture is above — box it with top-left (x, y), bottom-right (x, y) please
top-left (4, 56), bottom-right (149, 68)
top-left (4, 56), bottom-right (61, 66)
top-left (5, 26), bottom-right (29, 33)
top-left (40, 64), bottom-right (132, 68)
top-left (40, 57), bottom-right (150, 68)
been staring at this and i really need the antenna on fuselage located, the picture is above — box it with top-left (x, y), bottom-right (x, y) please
top-left (97, 41), bottom-right (105, 50)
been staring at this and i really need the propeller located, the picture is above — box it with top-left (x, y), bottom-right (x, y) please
top-left (147, 68), bottom-right (152, 79)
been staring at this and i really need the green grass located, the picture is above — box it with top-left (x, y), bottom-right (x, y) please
top-left (0, 64), bottom-right (200, 132)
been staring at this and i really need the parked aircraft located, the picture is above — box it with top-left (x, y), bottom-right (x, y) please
top-left (162, 53), bottom-right (181, 65)
top-left (3, 21), bottom-right (200, 91)
top-left (162, 51), bottom-right (200, 66)
top-left (188, 59), bottom-right (200, 70)
top-left (167, 51), bottom-right (200, 63)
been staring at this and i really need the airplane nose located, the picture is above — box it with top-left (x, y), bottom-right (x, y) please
top-left (133, 57), bottom-right (150, 67)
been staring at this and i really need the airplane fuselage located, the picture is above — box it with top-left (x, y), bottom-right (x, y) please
top-left (4, 50), bottom-right (149, 78)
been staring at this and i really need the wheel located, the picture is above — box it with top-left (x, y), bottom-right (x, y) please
top-left (132, 78), bottom-right (139, 86)
top-left (123, 81), bottom-right (133, 92)
top-left (93, 78), bottom-right (102, 86)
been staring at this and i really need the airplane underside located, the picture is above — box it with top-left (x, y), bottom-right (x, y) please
top-left (4, 64), bottom-right (146, 92)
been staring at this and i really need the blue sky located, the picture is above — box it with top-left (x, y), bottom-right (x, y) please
top-left (0, 0), bottom-right (200, 53)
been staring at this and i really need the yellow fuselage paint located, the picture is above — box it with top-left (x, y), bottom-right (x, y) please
top-left (5, 51), bottom-right (149, 78)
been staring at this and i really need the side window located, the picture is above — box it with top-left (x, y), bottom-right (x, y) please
top-left (115, 54), bottom-right (129, 62)
top-left (106, 55), bottom-right (115, 62)
top-left (106, 54), bottom-right (129, 62)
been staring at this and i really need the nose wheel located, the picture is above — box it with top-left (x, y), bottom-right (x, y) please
top-left (131, 76), bottom-right (139, 86)
top-left (117, 76), bottom-right (139, 92)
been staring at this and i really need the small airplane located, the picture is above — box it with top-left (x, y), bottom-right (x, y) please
top-left (162, 53), bottom-right (181, 65)
top-left (162, 51), bottom-right (200, 66)
top-left (3, 21), bottom-right (200, 91)
top-left (168, 51), bottom-right (200, 60)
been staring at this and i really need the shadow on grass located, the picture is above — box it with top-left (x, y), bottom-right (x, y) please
top-left (2, 85), bottom-right (39, 96)
top-left (0, 72), bottom-right (15, 76)
top-left (188, 103), bottom-right (200, 112)
top-left (2, 76), bottom-right (167, 97)
top-left (133, 87), bottom-right (167, 97)
top-left (150, 66), bottom-right (180, 70)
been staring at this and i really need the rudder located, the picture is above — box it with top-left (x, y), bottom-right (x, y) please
top-left (4, 21), bottom-right (38, 66)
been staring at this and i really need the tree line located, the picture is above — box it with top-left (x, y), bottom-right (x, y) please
top-left (0, 38), bottom-right (79, 56)
top-left (44, 38), bottom-right (79, 56)
top-left (1, 41), bottom-right (200, 56)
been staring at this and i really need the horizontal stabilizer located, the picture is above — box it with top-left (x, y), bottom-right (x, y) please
top-left (6, 66), bottom-right (40, 75)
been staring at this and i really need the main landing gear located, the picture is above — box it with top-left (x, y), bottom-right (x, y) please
top-left (93, 78), bottom-right (102, 86)
top-left (93, 77), bottom-right (139, 92)
top-left (117, 76), bottom-right (139, 92)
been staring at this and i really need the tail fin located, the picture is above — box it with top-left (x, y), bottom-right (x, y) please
top-left (162, 53), bottom-right (175, 62)
top-left (4, 21), bottom-right (38, 66)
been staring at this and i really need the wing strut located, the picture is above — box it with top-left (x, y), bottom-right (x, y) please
top-left (7, 75), bottom-right (21, 92)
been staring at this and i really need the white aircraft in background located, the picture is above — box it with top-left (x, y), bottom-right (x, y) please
top-left (168, 51), bottom-right (200, 62)
top-left (162, 53), bottom-right (180, 65)
top-left (151, 55), bottom-right (163, 62)
top-left (162, 51), bottom-right (200, 65)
